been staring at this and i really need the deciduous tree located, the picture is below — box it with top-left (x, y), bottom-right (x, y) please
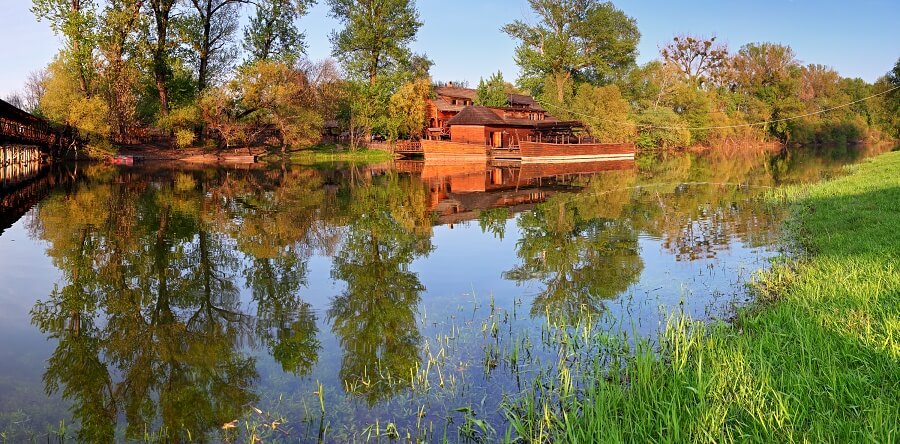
top-left (327, 0), bottom-right (424, 86)
top-left (475, 71), bottom-right (508, 107)
top-left (660, 34), bottom-right (730, 87)
top-left (388, 77), bottom-right (431, 139)
top-left (243, 0), bottom-right (314, 65)
top-left (32, 0), bottom-right (98, 94)
top-left (502, 0), bottom-right (639, 102)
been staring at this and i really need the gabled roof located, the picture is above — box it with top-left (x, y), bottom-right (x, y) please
top-left (446, 106), bottom-right (506, 126)
top-left (432, 97), bottom-right (466, 113)
top-left (433, 86), bottom-right (549, 112)
top-left (507, 93), bottom-right (543, 110)
top-left (434, 86), bottom-right (477, 100)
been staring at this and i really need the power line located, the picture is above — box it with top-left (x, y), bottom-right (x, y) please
top-left (536, 84), bottom-right (900, 131)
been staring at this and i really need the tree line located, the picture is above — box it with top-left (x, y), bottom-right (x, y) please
top-left (6, 0), bottom-right (900, 155)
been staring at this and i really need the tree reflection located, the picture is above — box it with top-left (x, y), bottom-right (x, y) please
top-left (505, 178), bottom-right (644, 324)
top-left (327, 173), bottom-right (432, 404)
top-left (27, 165), bottom-right (323, 440)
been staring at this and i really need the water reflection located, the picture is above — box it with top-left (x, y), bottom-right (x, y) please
top-left (0, 143), bottom-right (889, 440)
top-left (328, 173), bottom-right (433, 404)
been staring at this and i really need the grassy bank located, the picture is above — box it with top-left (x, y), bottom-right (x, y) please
top-left (285, 143), bottom-right (394, 164)
top-left (509, 151), bottom-right (900, 442)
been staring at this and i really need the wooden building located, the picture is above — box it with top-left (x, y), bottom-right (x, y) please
top-left (426, 84), bottom-right (563, 144)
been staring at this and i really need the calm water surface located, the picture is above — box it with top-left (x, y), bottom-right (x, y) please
top-left (0, 145), bottom-right (887, 442)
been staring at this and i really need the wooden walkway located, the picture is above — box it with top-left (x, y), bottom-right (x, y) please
top-left (0, 99), bottom-right (73, 158)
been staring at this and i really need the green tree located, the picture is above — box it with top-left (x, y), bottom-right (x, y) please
top-left (502, 0), bottom-right (640, 102)
top-left (731, 42), bottom-right (803, 141)
top-left (32, 0), bottom-right (98, 94)
top-left (97, 0), bottom-right (145, 138)
top-left (570, 83), bottom-right (634, 142)
top-left (475, 71), bottom-right (508, 107)
top-left (41, 58), bottom-right (114, 155)
top-left (388, 76), bottom-right (432, 140)
top-left (233, 60), bottom-right (324, 154)
top-left (184, 0), bottom-right (241, 94)
top-left (327, 0), bottom-right (424, 86)
top-left (871, 58), bottom-right (900, 139)
top-left (148, 0), bottom-right (178, 115)
top-left (243, 0), bottom-right (315, 65)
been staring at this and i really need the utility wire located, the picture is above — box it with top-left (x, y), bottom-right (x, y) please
top-left (536, 84), bottom-right (900, 131)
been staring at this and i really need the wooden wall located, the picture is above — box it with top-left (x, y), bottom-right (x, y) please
top-left (519, 141), bottom-right (635, 159)
top-left (449, 125), bottom-right (488, 145)
top-left (422, 140), bottom-right (489, 159)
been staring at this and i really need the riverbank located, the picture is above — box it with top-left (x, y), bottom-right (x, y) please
top-left (527, 151), bottom-right (899, 442)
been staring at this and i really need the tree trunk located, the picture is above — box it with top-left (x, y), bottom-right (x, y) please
top-left (152, 3), bottom-right (172, 116)
top-left (197, 0), bottom-right (212, 94)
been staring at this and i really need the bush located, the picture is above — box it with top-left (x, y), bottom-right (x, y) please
top-left (174, 129), bottom-right (196, 148)
top-left (634, 108), bottom-right (691, 149)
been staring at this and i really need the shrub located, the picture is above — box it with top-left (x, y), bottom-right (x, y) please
top-left (174, 129), bottom-right (196, 148)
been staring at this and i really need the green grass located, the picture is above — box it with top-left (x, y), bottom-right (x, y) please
top-left (283, 143), bottom-right (394, 164)
top-left (511, 151), bottom-right (900, 443)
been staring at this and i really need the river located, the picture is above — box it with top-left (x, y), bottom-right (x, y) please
top-left (0, 144), bottom-right (890, 442)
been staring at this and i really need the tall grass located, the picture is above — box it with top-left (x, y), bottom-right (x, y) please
top-left (524, 151), bottom-right (900, 442)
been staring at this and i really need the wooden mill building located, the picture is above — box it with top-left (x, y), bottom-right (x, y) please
top-left (425, 84), bottom-right (581, 148)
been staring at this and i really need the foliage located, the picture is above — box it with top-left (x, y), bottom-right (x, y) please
top-left (634, 108), bottom-right (690, 149)
top-left (870, 57), bottom-right (900, 139)
top-left (503, 0), bottom-right (640, 101)
top-left (32, 0), bottom-right (98, 93)
top-left (327, 0), bottom-right (424, 85)
top-left (569, 83), bottom-right (634, 142)
top-left (388, 77), bottom-right (432, 140)
top-left (157, 104), bottom-right (202, 134)
top-left (174, 128), bottom-right (196, 148)
top-left (232, 60), bottom-right (324, 153)
top-left (243, 0), bottom-right (315, 65)
top-left (40, 58), bottom-right (113, 154)
top-left (475, 71), bottom-right (508, 107)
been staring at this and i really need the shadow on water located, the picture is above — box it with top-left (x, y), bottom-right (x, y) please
top-left (0, 143), bottom-right (892, 441)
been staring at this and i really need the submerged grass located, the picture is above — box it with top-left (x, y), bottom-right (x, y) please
top-left (521, 151), bottom-right (900, 442)
top-left (286, 143), bottom-right (394, 164)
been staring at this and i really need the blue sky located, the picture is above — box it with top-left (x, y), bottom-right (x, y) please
top-left (2, 0), bottom-right (898, 98)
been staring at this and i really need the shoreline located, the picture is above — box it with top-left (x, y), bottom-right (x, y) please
top-left (540, 150), bottom-right (900, 442)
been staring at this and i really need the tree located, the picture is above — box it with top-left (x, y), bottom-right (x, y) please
top-left (730, 43), bottom-right (803, 140)
top-left (32, 0), bottom-right (98, 94)
top-left (569, 83), bottom-right (634, 142)
top-left (475, 71), bottom-right (508, 107)
top-left (148, 0), bottom-right (178, 115)
top-left (502, 0), bottom-right (640, 102)
top-left (243, 0), bottom-right (315, 65)
top-left (97, 0), bottom-right (145, 138)
top-left (730, 42), bottom-right (799, 91)
top-left (388, 77), bottom-right (431, 140)
top-left (871, 57), bottom-right (900, 139)
top-left (23, 70), bottom-right (49, 114)
top-left (41, 57), bottom-right (113, 154)
top-left (660, 34), bottom-right (730, 87)
top-left (185, 0), bottom-right (241, 94)
top-left (327, 0), bottom-right (424, 86)
top-left (233, 60), bottom-right (324, 154)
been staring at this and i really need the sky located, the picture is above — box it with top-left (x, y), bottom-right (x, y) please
top-left (2, 0), bottom-right (898, 98)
